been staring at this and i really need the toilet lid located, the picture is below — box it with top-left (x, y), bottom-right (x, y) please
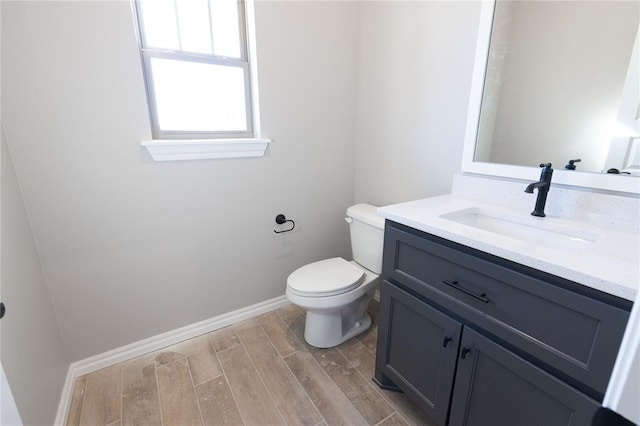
top-left (287, 257), bottom-right (365, 297)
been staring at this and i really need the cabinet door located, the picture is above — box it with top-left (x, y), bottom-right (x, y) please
top-left (376, 281), bottom-right (462, 425)
top-left (449, 327), bottom-right (599, 426)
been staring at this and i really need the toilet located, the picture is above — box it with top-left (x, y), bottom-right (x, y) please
top-left (286, 204), bottom-right (385, 348)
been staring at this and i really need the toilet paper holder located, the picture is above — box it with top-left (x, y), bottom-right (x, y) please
top-left (274, 214), bottom-right (296, 234)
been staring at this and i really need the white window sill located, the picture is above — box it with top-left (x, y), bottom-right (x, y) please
top-left (141, 138), bottom-right (271, 162)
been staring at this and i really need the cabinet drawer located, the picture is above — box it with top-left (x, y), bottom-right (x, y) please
top-left (383, 222), bottom-right (630, 398)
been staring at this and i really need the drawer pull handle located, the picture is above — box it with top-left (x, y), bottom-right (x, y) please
top-left (442, 336), bottom-right (453, 348)
top-left (461, 347), bottom-right (472, 359)
top-left (442, 280), bottom-right (490, 303)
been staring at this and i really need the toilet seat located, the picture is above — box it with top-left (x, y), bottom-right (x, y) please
top-left (287, 257), bottom-right (365, 297)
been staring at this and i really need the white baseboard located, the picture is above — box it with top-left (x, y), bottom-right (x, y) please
top-left (54, 295), bottom-right (290, 425)
top-left (55, 367), bottom-right (75, 426)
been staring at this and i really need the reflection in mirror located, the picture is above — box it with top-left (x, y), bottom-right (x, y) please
top-left (604, 137), bottom-right (640, 176)
top-left (474, 0), bottom-right (639, 175)
top-left (462, 0), bottom-right (640, 196)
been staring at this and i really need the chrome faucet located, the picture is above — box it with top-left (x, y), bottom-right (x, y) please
top-left (524, 163), bottom-right (553, 217)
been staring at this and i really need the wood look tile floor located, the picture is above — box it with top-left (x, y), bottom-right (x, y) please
top-left (66, 300), bottom-right (434, 426)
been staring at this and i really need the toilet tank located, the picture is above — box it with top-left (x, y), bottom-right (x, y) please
top-left (346, 204), bottom-right (385, 274)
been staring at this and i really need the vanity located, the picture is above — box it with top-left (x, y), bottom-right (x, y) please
top-left (370, 0), bottom-right (640, 423)
top-left (373, 193), bottom-right (637, 426)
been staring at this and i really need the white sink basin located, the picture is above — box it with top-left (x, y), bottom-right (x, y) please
top-left (440, 207), bottom-right (602, 250)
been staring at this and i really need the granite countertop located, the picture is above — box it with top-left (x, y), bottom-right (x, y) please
top-left (379, 195), bottom-right (639, 301)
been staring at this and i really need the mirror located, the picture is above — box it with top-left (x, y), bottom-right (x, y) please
top-left (462, 0), bottom-right (640, 194)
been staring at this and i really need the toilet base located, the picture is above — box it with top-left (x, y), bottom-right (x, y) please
top-left (303, 291), bottom-right (373, 348)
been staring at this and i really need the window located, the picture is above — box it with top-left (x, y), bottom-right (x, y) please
top-left (134, 0), bottom-right (254, 140)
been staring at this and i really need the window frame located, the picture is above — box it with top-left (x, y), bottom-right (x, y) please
top-left (133, 0), bottom-right (255, 140)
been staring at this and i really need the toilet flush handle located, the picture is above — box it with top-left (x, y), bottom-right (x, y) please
top-left (345, 217), bottom-right (353, 224)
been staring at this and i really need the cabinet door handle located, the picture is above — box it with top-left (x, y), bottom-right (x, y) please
top-left (442, 280), bottom-right (490, 303)
top-left (461, 347), bottom-right (472, 359)
top-left (442, 336), bottom-right (453, 348)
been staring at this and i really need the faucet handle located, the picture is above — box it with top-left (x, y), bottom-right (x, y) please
top-left (539, 163), bottom-right (552, 168)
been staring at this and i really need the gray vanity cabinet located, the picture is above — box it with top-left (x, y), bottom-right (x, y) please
top-left (375, 221), bottom-right (632, 426)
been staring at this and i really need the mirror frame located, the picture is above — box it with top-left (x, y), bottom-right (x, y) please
top-left (461, 0), bottom-right (640, 195)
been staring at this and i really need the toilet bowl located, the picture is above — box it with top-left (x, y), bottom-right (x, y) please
top-left (285, 204), bottom-right (384, 348)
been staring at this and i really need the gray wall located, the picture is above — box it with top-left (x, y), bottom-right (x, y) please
top-left (1, 130), bottom-right (69, 425)
top-left (354, 1), bottom-right (481, 206)
top-left (1, 0), bottom-right (482, 377)
top-left (1, 0), bottom-right (358, 361)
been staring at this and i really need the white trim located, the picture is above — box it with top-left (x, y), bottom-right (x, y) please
top-left (1, 363), bottom-right (23, 426)
top-left (54, 370), bottom-right (75, 426)
top-left (245, 0), bottom-right (263, 138)
top-left (463, 162), bottom-right (640, 194)
top-left (616, 25), bottom-right (640, 135)
top-left (54, 295), bottom-right (290, 425)
top-left (461, 0), bottom-right (494, 175)
top-left (461, 0), bottom-right (640, 195)
top-left (603, 289), bottom-right (640, 424)
top-left (141, 138), bottom-right (271, 162)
